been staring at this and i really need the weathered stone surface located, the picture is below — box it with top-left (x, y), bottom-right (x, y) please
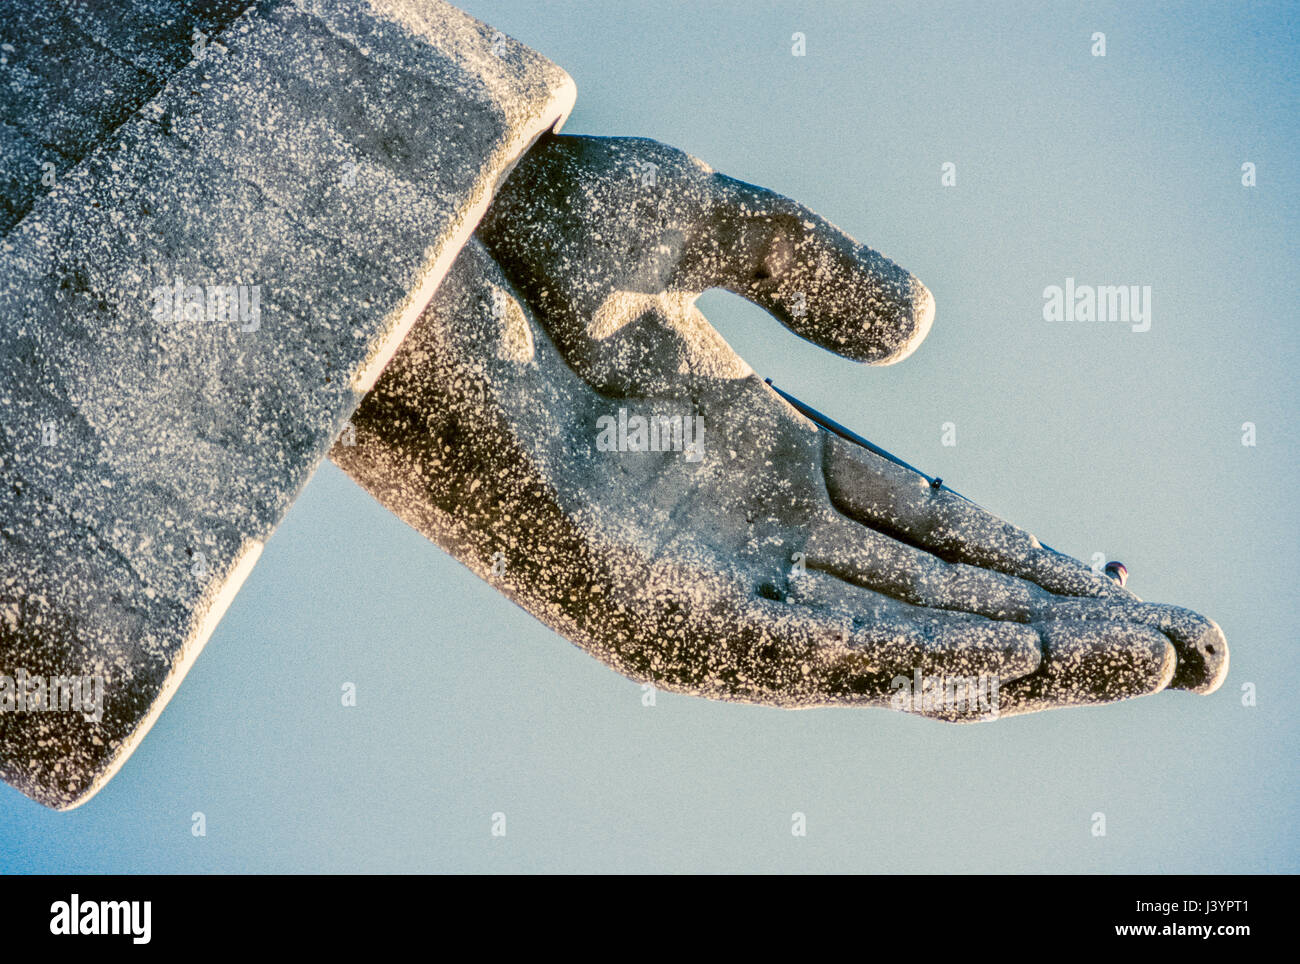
top-left (336, 134), bottom-right (1228, 721)
top-left (0, 0), bottom-right (574, 809)
top-left (0, 0), bottom-right (253, 233)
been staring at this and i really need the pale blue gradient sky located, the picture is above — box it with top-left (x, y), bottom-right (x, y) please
top-left (2, 0), bottom-right (1296, 872)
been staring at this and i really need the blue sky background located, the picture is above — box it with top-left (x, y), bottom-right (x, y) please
top-left (2, 0), bottom-right (1296, 872)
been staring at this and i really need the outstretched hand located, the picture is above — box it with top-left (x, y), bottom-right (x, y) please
top-left (333, 133), bottom-right (1227, 719)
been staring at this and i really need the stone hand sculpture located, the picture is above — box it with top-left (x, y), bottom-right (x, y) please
top-left (1, 0), bottom-right (1229, 811)
top-left (335, 134), bottom-right (1229, 719)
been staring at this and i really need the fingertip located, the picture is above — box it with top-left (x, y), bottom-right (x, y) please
top-left (828, 260), bottom-right (935, 367)
top-left (1168, 617), bottom-right (1229, 694)
top-left (874, 276), bottom-right (935, 366)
